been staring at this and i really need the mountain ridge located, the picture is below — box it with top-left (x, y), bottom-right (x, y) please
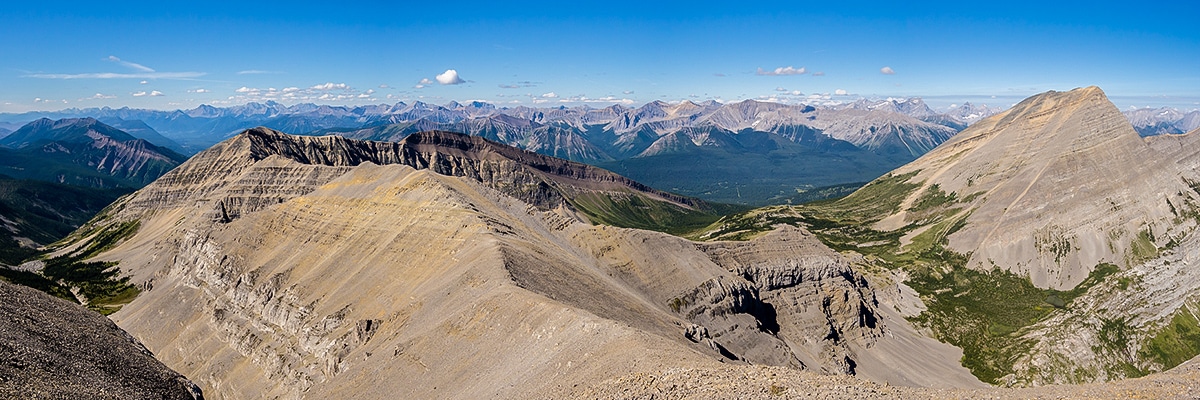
top-left (52, 124), bottom-right (982, 397)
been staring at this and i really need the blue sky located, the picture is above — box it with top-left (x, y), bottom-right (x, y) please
top-left (2, 1), bottom-right (1198, 113)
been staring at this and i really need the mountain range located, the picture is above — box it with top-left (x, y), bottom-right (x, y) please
top-left (0, 118), bottom-right (187, 265)
top-left (1123, 107), bottom-right (1200, 136)
top-left (0, 98), bottom-right (994, 205)
top-left (4, 87), bottom-right (1200, 398)
top-left (20, 86), bottom-right (1197, 398)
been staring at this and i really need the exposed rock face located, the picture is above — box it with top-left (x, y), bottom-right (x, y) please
top-left (0, 280), bottom-right (202, 399)
top-left (852, 87), bottom-right (1200, 385)
top-left (64, 129), bottom-right (979, 398)
top-left (122, 127), bottom-right (705, 229)
top-left (877, 87), bottom-right (1195, 290)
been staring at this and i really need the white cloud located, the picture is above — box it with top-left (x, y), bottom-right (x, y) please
top-left (623, 90), bottom-right (634, 94)
top-left (791, 90), bottom-right (804, 96)
top-left (757, 66), bottom-right (807, 76)
top-left (880, 66), bottom-right (896, 75)
top-left (235, 86), bottom-right (258, 93)
top-left (541, 92), bottom-right (558, 98)
top-left (83, 93), bottom-right (116, 100)
top-left (813, 71), bottom-right (826, 76)
top-left (149, 90), bottom-right (164, 97)
top-left (187, 88), bottom-right (210, 93)
top-left (310, 82), bottom-right (350, 90)
top-left (419, 78), bottom-right (434, 85)
top-left (834, 89), bottom-right (848, 95)
top-left (435, 69), bottom-right (464, 85)
top-left (365, 89), bottom-right (375, 94)
top-left (379, 84), bottom-right (390, 88)
top-left (282, 87), bottom-right (300, 93)
top-left (139, 80), bottom-right (148, 85)
top-left (26, 71), bottom-right (205, 79)
top-left (131, 91), bottom-right (148, 97)
top-left (775, 87), bottom-right (787, 92)
top-left (414, 84), bottom-right (426, 89)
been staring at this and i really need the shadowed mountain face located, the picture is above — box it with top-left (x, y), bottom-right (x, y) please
top-left (0, 280), bottom-right (203, 399)
top-left (0, 118), bottom-right (187, 265)
top-left (0, 117), bottom-right (187, 189)
top-left (46, 126), bottom-right (985, 398)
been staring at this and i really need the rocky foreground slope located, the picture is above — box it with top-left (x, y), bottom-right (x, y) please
top-left (51, 129), bottom-right (982, 398)
top-left (568, 357), bottom-right (1200, 399)
top-left (0, 280), bottom-right (202, 399)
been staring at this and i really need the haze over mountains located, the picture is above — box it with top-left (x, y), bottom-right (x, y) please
top-left (0, 98), bottom-right (991, 205)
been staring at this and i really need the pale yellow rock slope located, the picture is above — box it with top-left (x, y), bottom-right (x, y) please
top-left (73, 130), bottom-right (980, 399)
top-left (878, 86), bottom-right (1198, 289)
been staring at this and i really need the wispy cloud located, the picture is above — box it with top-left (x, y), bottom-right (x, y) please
top-left (541, 92), bottom-right (558, 98)
top-left (757, 66), bottom-right (807, 76)
top-left (131, 90), bottom-right (164, 97)
top-left (813, 71), bottom-right (826, 76)
top-left (436, 69), bottom-right (464, 85)
top-left (27, 71), bottom-right (206, 79)
top-left (880, 66), bottom-right (896, 75)
top-left (25, 56), bottom-right (205, 80)
top-left (498, 84), bottom-right (521, 89)
top-left (107, 56), bottom-right (154, 72)
top-left (188, 88), bottom-right (210, 93)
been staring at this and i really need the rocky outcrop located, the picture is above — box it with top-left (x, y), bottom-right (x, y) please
top-left (0, 280), bottom-right (202, 399)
